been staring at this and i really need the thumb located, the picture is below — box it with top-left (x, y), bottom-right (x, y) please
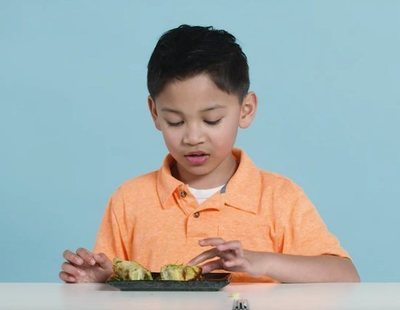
top-left (94, 253), bottom-right (112, 270)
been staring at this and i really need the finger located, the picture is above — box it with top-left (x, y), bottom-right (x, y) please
top-left (59, 271), bottom-right (77, 283)
top-left (76, 248), bottom-right (96, 266)
top-left (63, 249), bottom-right (84, 265)
top-left (219, 249), bottom-right (237, 262)
top-left (188, 248), bottom-right (219, 266)
top-left (201, 259), bottom-right (224, 273)
top-left (61, 262), bottom-right (86, 278)
top-left (216, 240), bottom-right (243, 257)
top-left (199, 239), bottom-right (244, 258)
top-left (222, 256), bottom-right (246, 269)
top-left (93, 253), bottom-right (112, 271)
top-left (198, 238), bottom-right (225, 247)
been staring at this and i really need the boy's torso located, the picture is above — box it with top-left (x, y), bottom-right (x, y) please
top-left (95, 149), bottom-right (348, 282)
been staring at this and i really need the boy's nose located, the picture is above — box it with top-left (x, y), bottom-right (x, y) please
top-left (182, 124), bottom-right (205, 145)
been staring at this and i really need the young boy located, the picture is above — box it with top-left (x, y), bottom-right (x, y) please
top-left (60, 25), bottom-right (360, 283)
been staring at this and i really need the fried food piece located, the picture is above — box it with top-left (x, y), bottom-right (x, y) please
top-left (112, 258), bottom-right (153, 280)
top-left (160, 264), bottom-right (202, 281)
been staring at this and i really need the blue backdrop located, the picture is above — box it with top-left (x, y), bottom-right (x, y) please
top-left (1, 0), bottom-right (399, 282)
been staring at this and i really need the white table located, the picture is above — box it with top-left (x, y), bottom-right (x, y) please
top-left (1, 282), bottom-right (399, 309)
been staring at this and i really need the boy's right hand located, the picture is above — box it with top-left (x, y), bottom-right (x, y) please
top-left (59, 248), bottom-right (113, 283)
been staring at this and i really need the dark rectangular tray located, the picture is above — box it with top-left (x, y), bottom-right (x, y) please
top-left (107, 272), bottom-right (231, 291)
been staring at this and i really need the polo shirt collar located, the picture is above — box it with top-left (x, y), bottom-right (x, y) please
top-left (156, 148), bottom-right (262, 214)
top-left (156, 154), bottom-right (184, 209)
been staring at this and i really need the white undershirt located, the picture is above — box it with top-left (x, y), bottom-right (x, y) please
top-left (188, 184), bottom-right (225, 204)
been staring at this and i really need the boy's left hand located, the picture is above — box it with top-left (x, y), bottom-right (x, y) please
top-left (188, 237), bottom-right (361, 282)
top-left (188, 238), bottom-right (260, 275)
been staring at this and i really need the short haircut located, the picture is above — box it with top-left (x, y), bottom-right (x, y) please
top-left (147, 25), bottom-right (249, 102)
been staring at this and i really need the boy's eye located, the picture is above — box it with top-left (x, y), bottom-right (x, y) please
top-left (167, 121), bottom-right (184, 127)
top-left (204, 119), bottom-right (221, 125)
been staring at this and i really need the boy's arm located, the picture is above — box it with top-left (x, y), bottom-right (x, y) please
top-left (188, 238), bottom-right (360, 283)
top-left (246, 251), bottom-right (360, 283)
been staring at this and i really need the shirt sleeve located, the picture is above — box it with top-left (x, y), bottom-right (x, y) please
top-left (277, 180), bottom-right (350, 258)
top-left (93, 188), bottom-right (130, 261)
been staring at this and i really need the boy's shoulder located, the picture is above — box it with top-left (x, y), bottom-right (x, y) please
top-left (259, 169), bottom-right (298, 186)
top-left (114, 170), bottom-right (159, 195)
top-left (119, 170), bottom-right (158, 190)
top-left (237, 149), bottom-right (302, 192)
top-left (258, 169), bottom-right (304, 195)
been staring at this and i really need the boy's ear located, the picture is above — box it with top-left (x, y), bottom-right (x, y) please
top-left (148, 96), bottom-right (162, 131)
top-left (239, 92), bottom-right (258, 128)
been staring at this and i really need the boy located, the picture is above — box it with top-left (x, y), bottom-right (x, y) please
top-left (60, 25), bottom-right (359, 283)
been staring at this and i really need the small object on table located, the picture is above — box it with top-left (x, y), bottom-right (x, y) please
top-left (232, 298), bottom-right (250, 310)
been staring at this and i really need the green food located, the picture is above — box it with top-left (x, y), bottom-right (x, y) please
top-left (112, 258), bottom-right (153, 280)
top-left (160, 264), bottom-right (202, 281)
top-left (110, 258), bottom-right (202, 282)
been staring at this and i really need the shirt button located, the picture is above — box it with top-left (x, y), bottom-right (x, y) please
top-left (180, 191), bottom-right (187, 198)
top-left (193, 212), bottom-right (200, 218)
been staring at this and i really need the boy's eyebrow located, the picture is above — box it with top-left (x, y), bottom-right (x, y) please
top-left (160, 107), bottom-right (183, 114)
top-left (161, 105), bottom-right (226, 114)
top-left (200, 104), bottom-right (226, 112)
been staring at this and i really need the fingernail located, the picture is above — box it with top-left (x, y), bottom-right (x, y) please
top-left (90, 259), bottom-right (96, 265)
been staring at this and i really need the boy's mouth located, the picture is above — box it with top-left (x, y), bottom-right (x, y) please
top-left (184, 152), bottom-right (210, 165)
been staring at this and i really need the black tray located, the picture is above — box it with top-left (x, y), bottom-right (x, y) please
top-left (107, 272), bottom-right (231, 291)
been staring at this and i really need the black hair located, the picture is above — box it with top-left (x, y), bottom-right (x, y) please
top-left (147, 25), bottom-right (249, 102)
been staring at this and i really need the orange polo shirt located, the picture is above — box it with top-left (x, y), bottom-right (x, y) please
top-left (94, 149), bottom-right (349, 282)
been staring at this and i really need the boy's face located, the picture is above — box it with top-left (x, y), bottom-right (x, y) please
top-left (148, 74), bottom-right (257, 188)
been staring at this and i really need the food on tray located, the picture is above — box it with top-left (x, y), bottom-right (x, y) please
top-left (112, 258), bottom-right (153, 280)
top-left (110, 258), bottom-right (202, 281)
top-left (160, 264), bottom-right (202, 281)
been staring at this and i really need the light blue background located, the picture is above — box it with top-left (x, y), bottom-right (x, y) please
top-left (1, 1), bottom-right (399, 282)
